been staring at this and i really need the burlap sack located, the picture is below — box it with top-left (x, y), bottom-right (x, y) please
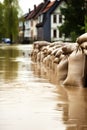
top-left (63, 49), bottom-right (86, 87)
top-left (51, 48), bottom-right (60, 56)
top-left (33, 41), bottom-right (50, 50)
top-left (80, 42), bottom-right (87, 49)
top-left (57, 57), bottom-right (68, 82)
top-left (31, 49), bottom-right (39, 62)
top-left (55, 49), bottom-right (63, 57)
top-left (62, 43), bottom-right (77, 55)
top-left (43, 55), bottom-right (51, 67)
top-left (47, 47), bottom-right (53, 55)
top-left (37, 52), bottom-right (41, 62)
top-left (76, 33), bottom-right (87, 45)
top-left (53, 57), bottom-right (60, 64)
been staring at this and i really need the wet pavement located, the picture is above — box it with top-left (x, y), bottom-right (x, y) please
top-left (0, 44), bottom-right (87, 130)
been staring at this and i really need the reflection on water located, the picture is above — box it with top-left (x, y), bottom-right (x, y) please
top-left (0, 45), bottom-right (87, 130)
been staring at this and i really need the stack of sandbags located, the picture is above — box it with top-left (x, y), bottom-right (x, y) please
top-left (63, 49), bottom-right (86, 87)
top-left (31, 41), bottom-right (50, 62)
top-left (42, 42), bottom-right (63, 68)
top-left (62, 33), bottom-right (87, 87)
top-left (53, 43), bottom-right (77, 76)
top-left (49, 42), bottom-right (66, 70)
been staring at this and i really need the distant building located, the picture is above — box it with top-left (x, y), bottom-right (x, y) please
top-left (36, 0), bottom-right (66, 42)
top-left (25, 3), bottom-right (44, 42)
top-left (18, 13), bottom-right (28, 43)
top-left (18, 0), bottom-right (67, 43)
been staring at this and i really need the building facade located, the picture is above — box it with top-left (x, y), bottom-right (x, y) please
top-left (36, 0), bottom-right (66, 42)
top-left (19, 0), bottom-right (66, 43)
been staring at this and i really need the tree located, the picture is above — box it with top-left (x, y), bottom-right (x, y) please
top-left (0, 2), bottom-right (5, 41)
top-left (84, 0), bottom-right (87, 32)
top-left (59, 0), bottom-right (85, 41)
top-left (4, 0), bottom-right (19, 44)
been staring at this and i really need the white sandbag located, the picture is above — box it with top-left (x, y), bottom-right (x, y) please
top-left (63, 49), bottom-right (86, 87)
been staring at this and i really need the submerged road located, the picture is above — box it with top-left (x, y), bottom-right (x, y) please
top-left (0, 44), bottom-right (87, 130)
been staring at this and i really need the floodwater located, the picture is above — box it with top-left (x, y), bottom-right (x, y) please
top-left (0, 44), bottom-right (87, 130)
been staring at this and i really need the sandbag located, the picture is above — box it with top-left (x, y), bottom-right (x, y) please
top-left (53, 57), bottom-right (60, 64)
top-left (33, 41), bottom-right (50, 51)
top-left (37, 52), bottom-right (41, 62)
top-left (49, 41), bottom-right (63, 47)
top-left (43, 55), bottom-right (51, 67)
top-left (76, 33), bottom-right (87, 45)
top-left (80, 42), bottom-right (87, 49)
top-left (62, 43), bottom-right (77, 55)
top-left (51, 48), bottom-right (60, 56)
top-left (56, 56), bottom-right (68, 82)
top-left (63, 49), bottom-right (86, 87)
top-left (55, 49), bottom-right (63, 57)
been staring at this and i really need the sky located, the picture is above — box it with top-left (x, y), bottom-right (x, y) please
top-left (0, 0), bottom-right (44, 14)
top-left (19, 0), bottom-right (43, 14)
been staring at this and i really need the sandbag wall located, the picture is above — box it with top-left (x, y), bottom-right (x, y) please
top-left (31, 33), bottom-right (87, 87)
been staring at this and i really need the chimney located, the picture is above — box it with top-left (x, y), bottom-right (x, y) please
top-left (29, 8), bottom-right (31, 13)
top-left (34, 4), bottom-right (36, 10)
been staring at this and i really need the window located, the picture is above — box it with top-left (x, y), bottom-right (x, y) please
top-left (38, 15), bottom-right (43, 23)
top-left (53, 14), bottom-right (57, 23)
top-left (59, 14), bottom-right (62, 23)
top-left (53, 29), bottom-right (57, 38)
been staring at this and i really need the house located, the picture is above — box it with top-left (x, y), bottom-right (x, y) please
top-left (24, 3), bottom-right (44, 42)
top-left (18, 0), bottom-right (66, 43)
top-left (36, 0), bottom-right (66, 42)
top-left (18, 13), bottom-right (28, 43)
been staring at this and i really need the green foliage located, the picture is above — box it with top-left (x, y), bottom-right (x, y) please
top-left (70, 31), bottom-right (78, 42)
top-left (60, 0), bottom-right (85, 39)
top-left (3, 0), bottom-right (19, 43)
top-left (0, 2), bottom-right (5, 41)
top-left (85, 15), bottom-right (87, 32)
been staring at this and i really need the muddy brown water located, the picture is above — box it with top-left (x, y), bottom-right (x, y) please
top-left (0, 44), bottom-right (87, 130)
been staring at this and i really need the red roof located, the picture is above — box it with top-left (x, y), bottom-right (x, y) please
top-left (26, 3), bottom-right (44, 20)
top-left (42, 0), bottom-right (56, 13)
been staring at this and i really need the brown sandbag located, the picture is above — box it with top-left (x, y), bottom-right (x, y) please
top-left (33, 41), bottom-right (50, 50)
top-left (51, 48), bottom-right (60, 56)
top-left (63, 49), bottom-right (86, 87)
top-left (62, 43), bottom-right (77, 55)
top-left (56, 56), bottom-right (68, 82)
top-left (80, 42), bottom-right (87, 49)
top-left (53, 57), bottom-right (60, 64)
top-left (55, 49), bottom-right (63, 57)
top-left (76, 33), bottom-right (87, 45)
top-left (49, 41), bottom-right (63, 47)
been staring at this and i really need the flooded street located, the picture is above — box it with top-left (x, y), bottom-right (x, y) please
top-left (0, 44), bottom-right (87, 130)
